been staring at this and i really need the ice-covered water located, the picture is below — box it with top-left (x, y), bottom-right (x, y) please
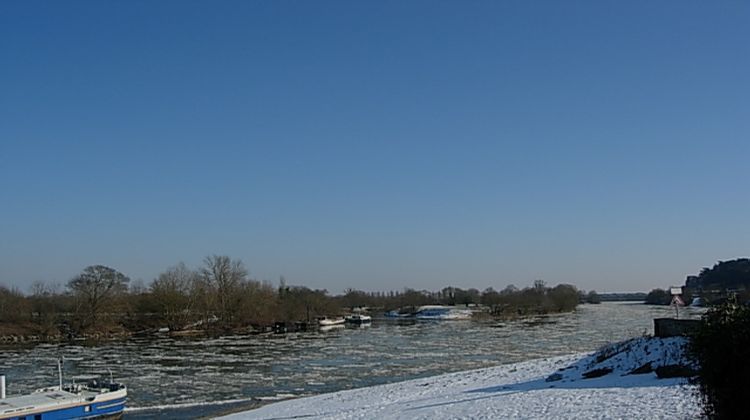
top-left (0, 303), bottom-right (704, 418)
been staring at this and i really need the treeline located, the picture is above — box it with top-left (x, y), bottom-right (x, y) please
top-left (596, 292), bottom-right (646, 302)
top-left (0, 256), bottom-right (584, 339)
top-left (341, 281), bottom-right (587, 316)
top-left (687, 258), bottom-right (750, 291)
top-left (645, 258), bottom-right (750, 306)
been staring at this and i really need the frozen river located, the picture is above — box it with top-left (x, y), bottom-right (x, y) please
top-left (0, 302), bottom-right (704, 418)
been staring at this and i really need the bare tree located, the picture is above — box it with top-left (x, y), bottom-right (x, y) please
top-left (68, 265), bottom-right (129, 330)
top-left (200, 255), bottom-right (247, 324)
top-left (129, 279), bottom-right (147, 295)
top-left (29, 281), bottom-right (64, 332)
top-left (236, 280), bottom-right (279, 326)
top-left (151, 262), bottom-right (199, 330)
top-left (30, 281), bottom-right (61, 297)
top-left (0, 284), bottom-right (30, 323)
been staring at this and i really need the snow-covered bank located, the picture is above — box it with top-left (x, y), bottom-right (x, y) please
top-left (220, 336), bottom-right (701, 419)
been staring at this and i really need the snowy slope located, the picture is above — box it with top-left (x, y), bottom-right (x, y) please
top-left (220, 337), bottom-right (701, 420)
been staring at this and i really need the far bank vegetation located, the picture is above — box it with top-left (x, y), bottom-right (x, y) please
top-left (1, 255), bottom-right (585, 342)
top-left (646, 258), bottom-right (750, 306)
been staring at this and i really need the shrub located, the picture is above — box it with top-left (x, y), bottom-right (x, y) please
top-left (689, 296), bottom-right (750, 419)
top-left (586, 290), bottom-right (602, 304)
top-left (645, 288), bottom-right (671, 305)
top-left (0, 285), bottom-right (31, 323)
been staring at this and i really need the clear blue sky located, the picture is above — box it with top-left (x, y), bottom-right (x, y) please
top-left (1, 1), bottom-right (748, 294)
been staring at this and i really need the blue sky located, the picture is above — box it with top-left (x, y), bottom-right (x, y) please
top-left (1, 1), bottom-right (748, 293)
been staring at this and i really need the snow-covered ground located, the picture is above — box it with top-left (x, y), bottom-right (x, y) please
top-left (220, 336), bottom-right (701, 419)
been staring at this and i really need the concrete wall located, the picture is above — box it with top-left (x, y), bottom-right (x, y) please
top-left (653, 318), bottom-right (701, 337)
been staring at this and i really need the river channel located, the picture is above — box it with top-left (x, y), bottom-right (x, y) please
top-left (0, 303), bottom-right (704, 418)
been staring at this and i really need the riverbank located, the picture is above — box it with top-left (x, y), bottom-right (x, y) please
top-left (1, 303), bottom-right (703, 416)
top-left (220, 336), bottom-right (701, 419)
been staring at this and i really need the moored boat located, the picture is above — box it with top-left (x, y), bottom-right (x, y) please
top-left (384, 309), bottom-right (413, 318)
top-left (344, 314), bottom-right (372, 324)
top-left (0, 360), bottom-right (126, 420)
top-left (317, 316), bottom-right (346, 327)
top-left (414, 305), bottom-right (473, 320)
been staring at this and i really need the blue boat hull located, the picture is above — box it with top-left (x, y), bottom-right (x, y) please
top-left (2, 397), bottom-right (125, 420)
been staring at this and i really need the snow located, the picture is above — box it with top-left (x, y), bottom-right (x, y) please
top-left (220, 336), bottom-right (702, 419)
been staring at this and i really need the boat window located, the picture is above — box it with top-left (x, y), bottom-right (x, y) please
top-left (84, 405), bottom-right (91, 412)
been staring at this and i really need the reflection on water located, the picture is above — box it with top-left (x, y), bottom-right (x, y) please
top-left (0, 303), bottom-right (704, 418)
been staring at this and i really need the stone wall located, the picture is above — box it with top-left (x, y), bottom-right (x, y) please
top-left (653, 318), bottom-right (701, 337)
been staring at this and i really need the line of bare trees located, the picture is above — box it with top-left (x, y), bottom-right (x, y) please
top-left (1, 255), bottom-right (583, 338)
